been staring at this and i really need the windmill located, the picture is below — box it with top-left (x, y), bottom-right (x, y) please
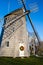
top-left (0, 8), bottom-right (30, 57)
top-left (0, 0), bottom-right (40, 57)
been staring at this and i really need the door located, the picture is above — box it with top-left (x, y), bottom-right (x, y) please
top-left (19, 43), bottom-right (24, 57)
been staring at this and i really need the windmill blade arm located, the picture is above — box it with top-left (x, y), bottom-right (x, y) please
top-left (4, 11), bottom-right (29, 29)
top-left (21, 0), bottom-right (40, 45)
top-left (27, 14), bottom-right (40, 45)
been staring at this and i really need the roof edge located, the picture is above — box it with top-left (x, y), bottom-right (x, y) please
top-left (4, 7), bottom-right (23, 17)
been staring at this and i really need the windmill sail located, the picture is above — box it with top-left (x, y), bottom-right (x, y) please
top-left (20, 0), bottom-right (40, 45)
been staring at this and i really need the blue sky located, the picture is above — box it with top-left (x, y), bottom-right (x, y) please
top-left (0, 0), bottom-right (43, 41)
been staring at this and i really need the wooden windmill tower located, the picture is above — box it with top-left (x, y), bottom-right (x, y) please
top-left (0, 0), bottom-right (40, 57)
top-left (0, 8), bottom-right (30, 57)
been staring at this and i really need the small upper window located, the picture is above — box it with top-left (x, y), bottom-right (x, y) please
top-left (32, 44), bottom-right (33, 46)
top-left (6, 41), bottom-right (9, 47)
top-left (13, 27), bottom-right (15, 32)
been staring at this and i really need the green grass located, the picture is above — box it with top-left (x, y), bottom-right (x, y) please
top-left (0, 56), bottom-right (43, 65)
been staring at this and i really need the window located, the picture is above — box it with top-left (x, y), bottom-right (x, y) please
top-left (13, 27), bottom-right (15, 32)
top-left (6, 41), bottom-right (9, 47)
top-left (32, 44), bottom-right (33, 46)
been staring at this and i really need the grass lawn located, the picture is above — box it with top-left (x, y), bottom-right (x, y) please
top-left (0, 56), bottom-right (43, 65)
